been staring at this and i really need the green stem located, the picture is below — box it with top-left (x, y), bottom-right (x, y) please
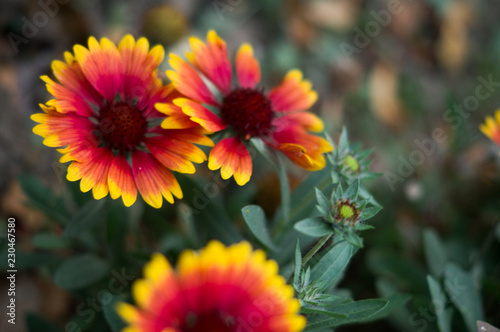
top-left (302, 233), bottom-right (333, 266)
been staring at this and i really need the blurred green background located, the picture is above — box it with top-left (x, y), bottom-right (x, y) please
top-left (0, 0), bottom-right (499, 331)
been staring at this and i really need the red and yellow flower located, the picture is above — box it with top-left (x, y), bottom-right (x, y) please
top-left (480, 110), bottom-right (500, 150)
top-left (162, 30), bottom-right (333, 186)
top-left (32, 35), bottom-right (212, 208)
top-left (117, 241), bottom-right (306, 332)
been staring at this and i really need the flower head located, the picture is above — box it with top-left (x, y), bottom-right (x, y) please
top-left (480, 110), bottom-right (500, 150)
top-left (163, 30), bottom-right (333, 185)
top-left (117, 241), bottom-right (306, 332)
top-left (32, 35), bottom-right (212, 208)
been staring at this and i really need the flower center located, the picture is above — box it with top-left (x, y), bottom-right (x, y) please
top-left (97, 101), bottom-right (147, 151)
top-left (220, 88), bottom-right (274, 139)
top-left (184, 311), bottom-right (234, 332)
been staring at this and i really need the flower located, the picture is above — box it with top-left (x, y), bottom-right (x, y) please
top-left (162, 30), bottom-right (333, 186)
top-left (117, 241), bottom-right (306, 332)
top-left (32, 35), bottom-right (212, 208)
top-left (480, 110), bottom-right (500, 149)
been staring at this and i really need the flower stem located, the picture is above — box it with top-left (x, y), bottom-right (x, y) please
top-left (302, 233), bottom-right (333, 266)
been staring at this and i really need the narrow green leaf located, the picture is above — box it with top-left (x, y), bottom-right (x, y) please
top-left (277, 154), bottom-right (291, 227)
top-left (343, 230), bottom-right (364, 248)
top-left (102, 295), bottom-right (127, 332)
top-left (360, 206), bottom-right (382, 221)
top-left (315, 188), bottom-right (330, 211)
top-left (305, 299), bottom-right (388, 330)
top-left (63, 199), bottom-right (106, 238)
top-left (54, 254), bottom-right (109, 290)
top-left (355, 223), bottom-right (375, 231)
top-left (365, 293), bottom-right (411, 321)
top-left (26, 313), bottom-right (64, 332)
top-left (311, 241), bottom-right (355, 291)
top-left (338, 127), bottom-right (349, 151)
top-left (427, 275), bottom-right (452, 332)
top-left (343, 179), bottom-right (359, 200)
top-left (300, 307), bottom-right (348, 318)
top-left (294, 218), bottom-right (333, 237)
top-left (444, 263), bottom-right (484, 332)
top-left (31, 233), bottom-right (72, 249)
top-left (242, 205), bottom-right (275, 250)
top-left (423, 229), bottom-right (447, 278)
top-left (293, 239), bottom-right (302, 286)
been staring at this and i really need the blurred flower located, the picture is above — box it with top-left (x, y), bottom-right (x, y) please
top-left (117, 240), bottom-right (306, 332)
top-left (480, 110), bottom-right (500, 150)
top-left (369, 62), bottom-right (406, 130)
top-left (164, 30), bottom-right (333, 185)
top-left (141, 5), bottom-right (188, 47)
top-left (32, 35), bottom-right (212, 208)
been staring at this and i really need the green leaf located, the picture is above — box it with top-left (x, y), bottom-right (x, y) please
top-left (54, 254), bottom-right (109, 290)
top-left (63, 199), bottom-right (106, 238)
top-left (315, 188), bottom-right (330, 212)
top-left (294, 218), bottom-right (333, 237)
top-left (343, 229), bottom-right (364, 248)
top-left (364, 293), bottom-right (411, 322)
top-left (305, 299), bottom-right (389, 330)
top-left (26, 313), bottom-right (64, 332)
top-left (360, 207), bottom-right (382, 221)
top-left (423, 228), bottom-right (447, 278)
top-left (338, 127), bottom-right (349, 151)
top-left (277, 154), bottom-right (291, 226)
top-left (31, 233), bottom-right (72, 249)
top-left (300, 307), bottom-right (347, 318)
top-left (19, 174), bottom-right (68, 224)
top-left (103, 295), bottom-right (127, 332)
top-left (293, 239), bottom-right (302, 286)
top-left (355, 223), bottom-right (375, 231)
top-left (427, 275), bottom-right (452, 332)
top-left (343, 179), bottom-right (359, 200)
top-left (311, 241), bottom-right (356, 291)
top-left (444, 263), bottom-right (484, 332)
top-left (242, 205), bottom-right (275, 250)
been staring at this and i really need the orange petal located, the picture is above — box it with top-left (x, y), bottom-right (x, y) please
top-left (208, 137), bottom-right (252, 185)
top-left (73, 36), bottom-right (123, 101)
top-left (166, 54), bottom-right (218, 106)
top-left (186, 30), bottom-right (232, 95)
top-left (236, 43), bottom-right (261, 89)
top-left (108, 154), bottom-right (137, 207)
top-left (278, 111), bottom-right (324, 132)
top-left (132, 151), bottom-right (183, 208)
top-left (173, 98), bottom-right (226, 133)
top-left (66, 148), bottom-right (113, 199)
top-left (268, 69), bottom-right (318, 112)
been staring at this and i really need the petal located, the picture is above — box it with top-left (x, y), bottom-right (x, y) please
top-left (145, 135), bottom-right (207, 174)
top-left (118, 34), bottom-right (165, 98)
top-left (173, 98), bottom-right (226, 132)
top-left (236, 43), bottom-right (261, 89)
top-left (108, 154), bottom-right (138, 207)
top-left (166, 53), bottom-right (219, 106)
top-left (41, 75), bottom-right (96, 117)
top-left (66, 148), bottom-right (113, 199)
top-left (31, 104), bottom-right (96, 147)
top-left (74, 36), bottom-right (123, 101)
top-left (268, 69), bottom-right (318, 112)
top-left (156, 102), bottom-right (198, 129)
top-left (132, 151), bottom-right (183, 208)
top-left (186, 30), bottom-right (232, 95)
top-left (276, 111), bottom-right (324, 132)
top-left (153, 127), bottom-right (214, 147)
top-left (272, 127), bottom-right (333, 171)
top-left (480, 110), bottom-right (500, 146)
top-left (208, 137), bottom-right (252, 185)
